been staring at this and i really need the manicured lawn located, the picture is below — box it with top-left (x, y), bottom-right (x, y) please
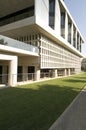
top-left (0, 72), bottom-right (86, 130)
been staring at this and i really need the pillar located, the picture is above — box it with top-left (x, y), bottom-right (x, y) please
top-left (64, 68), bottom-right (67, 76)
top-left (22, 66), bottom-right (28, 81)
top-left (52, 69), bottom-right (57, 77)
top-left (8, 56), bottom-right (18, 86)
top-left (34, 66), bottom-right (40, 81)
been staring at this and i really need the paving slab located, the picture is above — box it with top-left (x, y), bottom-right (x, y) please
top-left (49, 86), bottom-right (86, 130)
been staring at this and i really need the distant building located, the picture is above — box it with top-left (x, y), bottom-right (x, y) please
top-left (0, 0), bottom-right (85, 86)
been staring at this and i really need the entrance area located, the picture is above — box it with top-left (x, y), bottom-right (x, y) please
top-left (17, 66), bottom-right (35, 82)
top-left (28, 66), bottom-right (35, 80)
top-left (17, 66), bottom-right (23, 82)
top-left (0, 54), bottom-right (18, 86)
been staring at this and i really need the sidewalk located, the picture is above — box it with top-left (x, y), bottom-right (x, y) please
top-left (49, 86), bottom-right (86, 130)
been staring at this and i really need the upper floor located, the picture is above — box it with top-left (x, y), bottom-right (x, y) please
top-left (0, 0), bottom-right (84, 55)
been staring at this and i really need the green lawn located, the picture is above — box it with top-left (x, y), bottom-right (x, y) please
top-left (0, 72), bottom-right (86, 130)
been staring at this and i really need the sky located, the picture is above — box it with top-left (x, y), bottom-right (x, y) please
top-left (64, 0), bottom-right (86, 57)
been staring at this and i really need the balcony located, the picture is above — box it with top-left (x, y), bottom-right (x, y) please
top-left (0, 35), bottom-right (39, 55)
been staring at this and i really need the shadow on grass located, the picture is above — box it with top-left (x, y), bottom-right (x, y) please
top-left (63, 79), bottom-right (86, 83)
top-left (0, 84), bottom-right (81, 130)
top-left (63, 76), bottom-right (86, 83)
top-left (74, 76), bottom-right (86, 80)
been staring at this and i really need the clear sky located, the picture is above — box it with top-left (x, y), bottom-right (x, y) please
top-left (64, 0), bottom-right (86, 57)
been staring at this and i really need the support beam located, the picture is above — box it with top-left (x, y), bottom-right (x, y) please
top-left (8, 56), bottom-right (18, 86)
top-left (22, 66), bottom-right (28, 81)
top-left (34, 65), bottom-right (40, 81)
top-left (52, 69), bottom-right (57, 77)
top-left (64, 68), bottom-right (67, 76)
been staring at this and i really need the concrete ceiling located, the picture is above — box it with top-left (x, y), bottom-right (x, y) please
top-left (0, 24), bottom-right (39, 38)
top-left (0, 0), bottom-right (34, 18)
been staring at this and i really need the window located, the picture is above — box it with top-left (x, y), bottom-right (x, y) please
top-left (68, 22), bottom-right (71, 43)
top-left (49, 0), bottom-right (55, 29)
top-left (61, 12), bottom-right (65, 28)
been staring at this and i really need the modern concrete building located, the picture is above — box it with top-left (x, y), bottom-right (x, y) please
top-left (0, 0), bottom-right (84, 86)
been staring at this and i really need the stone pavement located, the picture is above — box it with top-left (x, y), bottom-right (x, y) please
top-left (49, 86), bottom-right (86, 130)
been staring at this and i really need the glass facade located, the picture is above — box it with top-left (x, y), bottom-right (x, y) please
top-left (49, 0), bottom-right (55, 29)
top-left (68, 22), bottom-right (71, 43)
top-left (61, 12), bottom-right (65, 28)
top-left (73, 28), bottom-right (76, 48)
top-left (61, 12), bottom-right (65, 38)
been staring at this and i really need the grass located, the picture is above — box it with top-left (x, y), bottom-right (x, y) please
top-left (0, 72), bottom-right (86, 130)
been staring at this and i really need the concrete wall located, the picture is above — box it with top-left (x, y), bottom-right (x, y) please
top-left (54, 0), bottom-right (61, 35)
top-left (35, 0), bottom-right (49, 26)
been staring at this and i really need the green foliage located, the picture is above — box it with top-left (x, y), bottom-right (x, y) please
top-left (81, 58), bottom-right (86, 71)
top-left (0, 39), bottom-right (8, 45)
top-left (0, 72), bottom-right (86, 130)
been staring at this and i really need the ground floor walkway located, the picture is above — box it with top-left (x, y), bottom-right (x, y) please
top-left (49, 86), bottom-right (86, 130)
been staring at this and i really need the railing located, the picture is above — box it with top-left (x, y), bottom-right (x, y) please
top-left (17, 73), bottom-right (35, 82)
top-left (0, 35), bottom-right (39, 54)
top-left (0, 71), bottom-right (76, 86)
top-left (0, 72), bottom-right (65, 85)
top-left (0, 74), bottom-right (8, 84)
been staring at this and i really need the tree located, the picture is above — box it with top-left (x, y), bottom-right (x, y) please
top-left (81, 58), bottom-right (86, 71)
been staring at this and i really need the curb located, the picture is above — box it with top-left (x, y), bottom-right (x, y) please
top-left (49, 86), bottom-right (86, 130)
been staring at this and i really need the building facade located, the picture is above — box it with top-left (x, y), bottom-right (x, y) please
top-left (0, 0), bottom-right (84, 86)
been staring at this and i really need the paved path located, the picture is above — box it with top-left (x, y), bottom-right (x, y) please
top-left (49, 86), bottom-right (86, 130)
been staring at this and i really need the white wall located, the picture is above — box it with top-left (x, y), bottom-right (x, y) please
top-left (18, 56), bottom-right (39, 66)
top-left (54, 0), bottom-right (61, 35)
top-left (35, 0), bottom-right (49, 26)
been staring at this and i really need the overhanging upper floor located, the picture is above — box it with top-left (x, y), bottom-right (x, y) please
top-left (0, 0), bottom-right (85, 58)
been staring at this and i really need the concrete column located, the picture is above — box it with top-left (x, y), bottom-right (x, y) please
top-left (68, 68), bottom-right (70, 76)
top-left (52, 69), bottom-right (57, 77)
top-left (2, 66), bottom-right (7, 84)
top-left (71, 23), bottom-right (73, 45)
top-left (8, 56), bottom-right (18, 86)
top-left (64, 68), bottom-right (67, 76)
top-left (65, 12), bottom-right (68, 41)
top-left (22, 66), bottom-right (28, 81)
top-left (34, 66), bottom-right (40, 81)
